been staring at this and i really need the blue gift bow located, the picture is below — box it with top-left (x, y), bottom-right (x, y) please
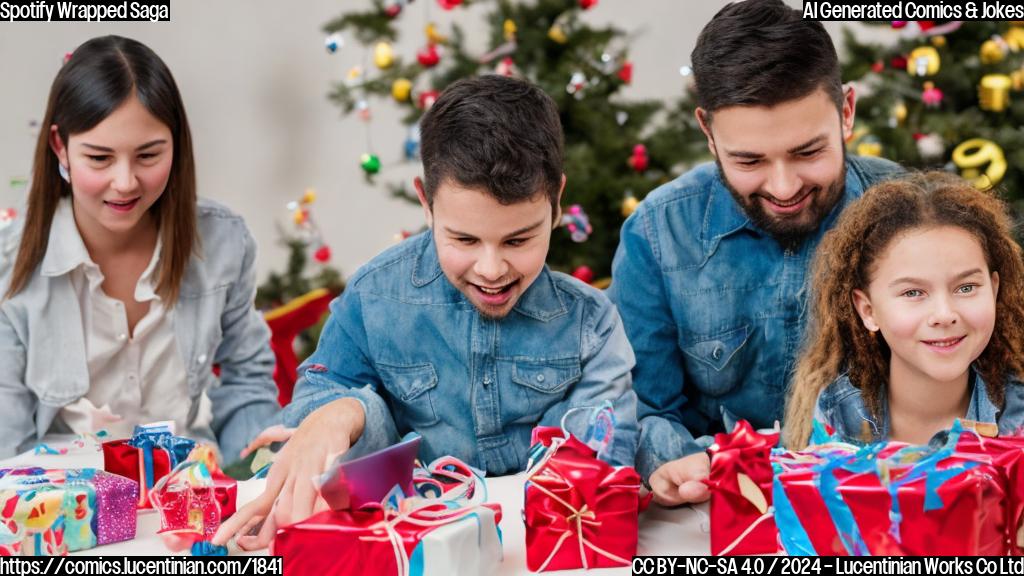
top-left (773, 421), bottom-right (976, 555)
top-left (128, 428), bottom-right (196, 490)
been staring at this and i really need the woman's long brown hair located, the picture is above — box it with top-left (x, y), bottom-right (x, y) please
top-left (8, 35), bottom-right (197, 304)
top-left (784, 172), bottom-right (1024, 449)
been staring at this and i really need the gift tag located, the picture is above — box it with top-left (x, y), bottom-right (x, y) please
top-left (736, 472), bottom-right (767, 515)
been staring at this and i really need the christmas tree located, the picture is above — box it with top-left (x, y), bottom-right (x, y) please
top-left (842, 21), bottom-right (1024, 212)
top-left (322, 0), bottom-right (708, 279)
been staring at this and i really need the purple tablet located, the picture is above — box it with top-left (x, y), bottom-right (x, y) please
top-left (318, 434), bottom-right (422, 510)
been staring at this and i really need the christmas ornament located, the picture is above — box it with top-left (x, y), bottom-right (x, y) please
top-left (618, 61), bottom-right (633, 84)
top-left (495, 57), bottom-right (516, 77)
top-left (566, 72), bottom-right (587, 98)
top-left (571, 266), bottom-right (595, 284)
top-left (930, 35), bottom-right (946, 48)
top-left (302, 189), bottom-right (317, 205)
top-left (891, 21), bottom-right (907, 29)
top-left (856, 137), bottom-right (882, 157)
top-left (561, 204), bottom-right (593, 243)
top-left (313, 245), bottom-right (332, 263)
top-left (679, 65), bottom-right (693, 77)
top-left (1004, 27), bottom-right (1024, 51)
top-left (392, 78), bottom-right (413, 102)
top-left (504, 19), bottom-right (517, 42)
top-left (374, 42), bottom-right (395, 69)
top-left (921, 81), bottom-right (944, 107)
top-left (293, 208), bottom-right (309, 225)
top-left (325, 33), bottom-right (343, 54)
top-left (890, 55), bottom-right (908, 70)
top-left (417, 44), bottom-right (441, 67)
top-left (979, 74), bottom-right (1012, 111)
top-left (0, 208), bottom-right (17, 231)
top-left (426, 22), bottom-right (448, 45)
top-left (579, 0), bottom-right (597, 9)
top-left (892, 102), bottom-right (908, 125)
top-left (952, 139), bottom-right (1006, 189)
top-left (980, 39), bottom-right (1006, 65)
top-left (360, 153), bottom-right (382, 175)
top-left (548, 24), bottom-right (568, 44)
top-left (436, 0), bottom-right (462, 9)
top-left (356, 100), bottom-right (371, 121)
top-left (385, 3), bottom-right (402, 18)
top-left (871, 61), bottom-right (884, 73)
top-left (345, 66), bottom-right (363, 87)
top-left (418, 90), bottom-right (440, 110)
top-left (615, 111), bottom-right (629, 126)
top-left (627, 144), bottom-right (648, 173)
top-left (404, 123), bottom-right (421, 160)
top-left (1012, 69), bottom-right (1024, 91)
top-left (907, 46), bottom-right (940, 76)
top-left (915, 133), bottom-right (944, 160)
top-left (621, 194), bottom-right (639, 218)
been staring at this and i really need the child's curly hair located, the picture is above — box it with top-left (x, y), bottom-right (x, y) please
top-left (784, 171), bottom-right (1024, 449)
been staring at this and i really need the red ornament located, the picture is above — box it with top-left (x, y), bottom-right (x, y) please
top-left (579, 0), bottom-right (598, 9)
top-left (314, 245), bottom-right (332, 263)
top-left (418, 90), bottom-right (440, 110)
top-left (617, 61), bottom-right (633, 84)
top-left (921, 82), bottom-right (943, 107)
top-left (891, 21), bottom-right (907, 28)
top-left (417, 44), bottom-right (440, 68)
top-left (871, 61), bottom-right (884, 73)
top-left (63, 52), bottom-right (73, 64)
top-left (916, 20), bottom-right (935, 31)
top-left (627, 144), bottom-right (648, 173)
top-left (436, 0), bottom-right (462, 10)
top-left (384, 3), bottom-right (401, 18)
top-left (890, 55), bottom-right (908, 70)
top-left (571, 266), bottom-right (595, 284)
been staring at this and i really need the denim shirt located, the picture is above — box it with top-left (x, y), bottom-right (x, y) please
top-left (815, 368), bottom-right (1024, 444)
top-left (281, 230), bottom-right (639, 475)
top-left (0, 198), bottom-right (280, 460)
top-left (608, 155), bottom-right (903, 480)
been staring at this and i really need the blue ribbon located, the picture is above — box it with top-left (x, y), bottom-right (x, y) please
top-left (128, 428), bottom-right (196, 489)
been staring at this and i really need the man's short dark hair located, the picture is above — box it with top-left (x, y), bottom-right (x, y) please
top-left (419, 75), bottom-right (564, 211)
top-left (691, 0), bottom-right (842, 121)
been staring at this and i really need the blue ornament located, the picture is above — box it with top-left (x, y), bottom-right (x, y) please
top-left (325, 33), bottom-right (343, 54)
top-left (404, 123), bottom-right (422, 160)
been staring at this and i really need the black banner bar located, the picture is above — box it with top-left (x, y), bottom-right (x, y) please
top-left (633, 556), bottom-right (1024, 576)
top-left (801, 1), bottom-right (1024, 21)
top-left (0, 1), bottom-right (170, 22)
top-left (0, 556), bottom-right (282, 576)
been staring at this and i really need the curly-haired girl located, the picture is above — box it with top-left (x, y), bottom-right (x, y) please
top-left (784, 171), bottom-right (1024, 448)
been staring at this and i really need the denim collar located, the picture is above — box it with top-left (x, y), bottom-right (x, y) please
top-left (702, 155), bottom-right (869, 245)
top-left (878, 366), bottom-right (998, 439)
top-left (412, 229), bottom-right (567, 321)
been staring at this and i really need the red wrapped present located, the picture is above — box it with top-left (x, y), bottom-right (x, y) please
top-left (706, 420), bottom-right (782, 555)
top-left (102, 424), bottom-right (195, 509)
top-left (523, 428), bottom-right (648, 572)
top-left (773, 434), bottom-right (1007, 555)
top-left (149, 446), bottom-right (238, 552)
top-left (951, 428), bottom-right (1024, 554)
top-left (273, 501), bottom-right (503, 576)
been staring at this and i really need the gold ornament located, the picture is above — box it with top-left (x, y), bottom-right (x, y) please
top-left (503, 19), bottom-right (517, 42)
top-left (1012, 69), bottom-right (1024, 91)
top-left (893, 102), bottom-right (908, 124)
top-left (931, 35), bottom-right (947, 48)
top-left (980, 39), bottom-right (1006, 65)
top-left (979, 74), bottom-right (1012, 111)
top-left (856, 140), bottom-right (882, 157)
top-left (907, 46), bottom-right (940, 76)
top-left (621, 195), bottom-right (639, 217)
top-left (391, 78), bottom-right (413, 102)
top-left (952, 139), bottom-right (1007, 189)
top-left (1005, 27), bottom-right (1024, 51)
top-left (302, 188), bottom-right (316, 205)
top-left (373, 42), bottom-right (395, 69)
top-left (548, 24), bottom-right (568, 44)
top-left (425, 22), bottom-right (448, 45)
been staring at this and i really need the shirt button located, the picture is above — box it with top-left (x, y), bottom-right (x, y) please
top-left (482, 376), bottom-right (492, 385)
top-left (711, 346), bottom-right (723, 361)
top-left (536, 374), bottom-right (545, 383)
top-left (196, 354), bottom-right (208, 365)
top-left (117, 333), bottom-right (127, 341)
top-left (128, 374), bottom-right (137, 381)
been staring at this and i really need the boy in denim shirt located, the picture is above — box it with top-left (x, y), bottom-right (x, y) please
top-left (216, 75), bottom-right (638, 549)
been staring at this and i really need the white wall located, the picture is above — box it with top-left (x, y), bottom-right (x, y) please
top-left (0, 0), bottom-right (879, 281)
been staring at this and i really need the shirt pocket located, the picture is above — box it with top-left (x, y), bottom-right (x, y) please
top-left (377, 362), bottom-right (440, 427)
top-left (505, 356), bottom-right (582, 424)
top-left (176, 285), bottom-right (228, 383)
top-left (679, 324), bottom-right (751, 397)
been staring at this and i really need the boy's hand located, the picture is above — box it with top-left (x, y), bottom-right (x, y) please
top-left (648, 452), bottom-right (711, 506)
top-left (239, 424), bottom-right (295, 460)
top-left (212, 397), bottom-right (365, 550)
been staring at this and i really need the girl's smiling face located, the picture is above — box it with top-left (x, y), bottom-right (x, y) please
top-left (853, 225), bottom-right (999, 388)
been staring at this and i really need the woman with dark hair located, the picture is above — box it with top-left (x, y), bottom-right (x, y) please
top-left (0, 35), bottom-right (279, 461)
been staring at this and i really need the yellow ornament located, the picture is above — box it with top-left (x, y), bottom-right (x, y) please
top-left (1005, 27), bottom-right (1024, 51)
top-left (392, 78), bottom-right (413, 103)
top-left (1012, 69), bottom-right (1024, 91)
top-left (621, 195), bottom-right (639, 217)
top-left (293, 209), bottom-right (307, 225)
top-left (347, 66), bottom-right (363, 82)
top-left (930, 35), bottom-right (946, 48)
top-left (952, 138), bottom-right (1007, 189)
top-left (504, 19), bottom-right (517, 41)
top-left (548, 24), bottom-right (567, 44)
top-left (980, 39), bottom-right (1006, 65)
top-left (893, 102), bottom-right (908, 124)
top-left (374, 42), bottom-right (395, 69)
top-left (907, 46), bottom-right (940, 76)
top-left (979, 74), bottom-right (1012, 111)
top-left (856, 140), bottom-right (882, 157)
top-left (302, 188), bottom-right (316, 205)
top-left (426, 22), bottom-right (448, 45)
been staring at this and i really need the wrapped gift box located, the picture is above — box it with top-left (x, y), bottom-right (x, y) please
top-left (523, 428), bottom-right (648, 572)
top-left (0, 468), bottom-right (137, 555)
top-left (273, 501), bottom-right (503, 576)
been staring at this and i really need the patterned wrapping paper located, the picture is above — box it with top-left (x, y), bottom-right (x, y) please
top-left (0, 468), bottom-right (138, 556)
top-left (523, 427), bottom-right (649, 572)
top-left (709, 421), bottom-right (1016, 556)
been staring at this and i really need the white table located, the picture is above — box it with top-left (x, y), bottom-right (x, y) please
top-left (1, 442), bottom-right (710, 574)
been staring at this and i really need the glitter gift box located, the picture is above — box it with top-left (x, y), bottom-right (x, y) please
top-left (0, 468), bottom-right (138, 556)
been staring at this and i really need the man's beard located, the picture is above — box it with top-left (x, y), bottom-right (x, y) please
top-left (717, 158), bottom-right (845, 251)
